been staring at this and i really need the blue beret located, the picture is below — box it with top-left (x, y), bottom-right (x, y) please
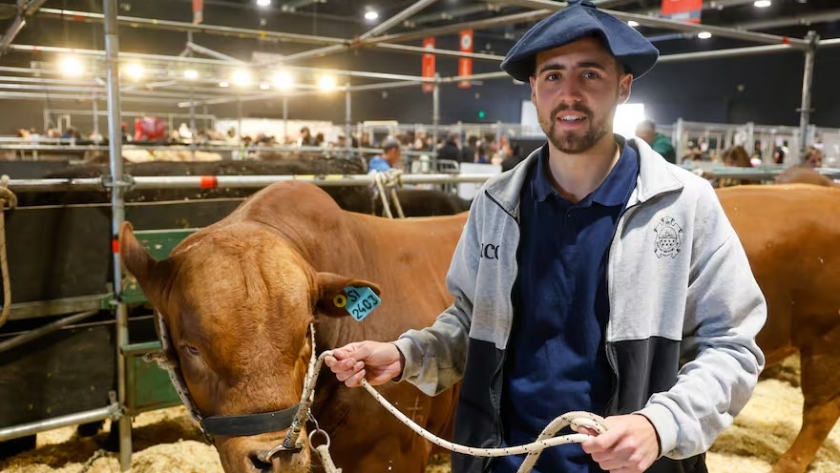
top-left (500, 0), bottom-right (660, 82)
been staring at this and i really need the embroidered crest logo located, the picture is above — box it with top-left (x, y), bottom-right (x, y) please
top-left (654, 217), bottom-right (682, 259)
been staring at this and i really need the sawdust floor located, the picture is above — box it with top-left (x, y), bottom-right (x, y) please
top-left (2, 359), bottom-right (836, 473)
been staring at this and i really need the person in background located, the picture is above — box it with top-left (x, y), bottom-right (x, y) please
top-left (462, 135), bottom-right (478, 163)
top-left (367, 137), bottom-right (402, 173)
top-left (635, 119), bottom-right (676, 164)
top-left (297, 126), bottom-right (314, 147)
top-left (719, 145), bottom-right (759, 187)
top-left (803, 146), bottom-right (823, 168)
top-left (772, 140), bottom-right (789, 164)
top-left (437, 133), bottom-right (462, 163)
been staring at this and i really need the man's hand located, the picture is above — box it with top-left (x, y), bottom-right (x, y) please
top-left (580, 414), bottom-right (660, 473)
top-left (324, 341), bottom-right (404, 388)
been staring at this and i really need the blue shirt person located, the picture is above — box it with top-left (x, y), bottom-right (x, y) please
top-left (367, 138), bottom-right (402, 173)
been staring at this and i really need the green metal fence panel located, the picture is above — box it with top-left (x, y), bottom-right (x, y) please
top-left (122, 229), bottom-right (196, 415)
top-left (121, 228), bottom-right (198, 304)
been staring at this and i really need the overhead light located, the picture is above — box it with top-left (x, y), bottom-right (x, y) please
top-left (272, 71), bottom-right (294, 89)
top-left (256, 0), bottom-right (271, 6)
top-left (627, 20), bottom-right (639, 27)
top-left (232, 69), bottom-right (252, 86)
top-left (60, 56), bottom-right (84, 77)
top-left (318, 75), bottom-right (337, 91)
top-left (124, 63), bottom-right (144, 80)
top-left (183, 69), bottom-right (199, 80)
top-left (219, 81), bottom-right (229, 88)
top-left (754, 0), bottom-right (771, 7)
top-left (697, 31), bottom-right (713, 39)
top-left (365, 10), bottom-right (379, 20)
top-left (259, 82), bottom-right (271, 90)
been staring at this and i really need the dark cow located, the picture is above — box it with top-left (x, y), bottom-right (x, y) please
top-left (119, 181), bottom-right (465, 473)
top-left (718, 184), bottom-right (840, 473)
top-left (375, 188), bottom-right (472, 218)
top-left (775, 165), bottom-right (837, 188)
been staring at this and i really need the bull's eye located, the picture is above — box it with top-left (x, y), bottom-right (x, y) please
top-left (185, 345), bottom-right (200, 356)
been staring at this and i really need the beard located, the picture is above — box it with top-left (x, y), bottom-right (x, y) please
top-left (537, 102), bottom-right (614, 154)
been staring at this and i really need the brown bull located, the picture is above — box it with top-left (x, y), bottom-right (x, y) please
top-left (717, 184), bottom-right (840, 473)
top-left (119, 181), bottom-right (465, 473)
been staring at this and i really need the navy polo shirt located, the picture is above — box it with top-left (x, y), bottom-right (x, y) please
top-left (496, 141), bottom-right (639, 473)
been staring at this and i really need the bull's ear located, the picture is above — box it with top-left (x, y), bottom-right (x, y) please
top-left (119, 221), bottom-right (165, 304)
top-left (315, 272), bottom-right (382, 318)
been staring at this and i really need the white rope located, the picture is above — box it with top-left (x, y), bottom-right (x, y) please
top-left (313, 444), bottom-right (343, 473)
top-left (372, 172), bottom-right (394, 219)
top-left (0, 174), bottom-right (15, 329)
top-left (371, 170), bottom-right (406, 219)
top-left (311, 351), bottom-right (609, 473)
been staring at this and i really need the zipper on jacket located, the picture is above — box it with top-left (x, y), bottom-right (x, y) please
top-left (603, 201), bottom-right (640, 415)
top-left (484, 189), bottom-right (520, 473)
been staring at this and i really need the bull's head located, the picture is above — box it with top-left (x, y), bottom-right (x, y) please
top-left (119, 221), bottom-right (380, 473)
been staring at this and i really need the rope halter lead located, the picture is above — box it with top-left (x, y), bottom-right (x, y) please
top-left (370, 169), bottom-right (405, 219)
top-left (147, 313), bottom-right (320, 461)
top-left (0, 174), bottom-right (17, 330)
top-left (149, 316), bottom-right (610, 473)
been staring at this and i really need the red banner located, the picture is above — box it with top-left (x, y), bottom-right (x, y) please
top-left (660, 0), bottom-right (702, 23)
top-left (193, 0), bottom-right (204, 24)
top-left (458, 29), bottom-right (473, 90)
top-left (422, 37), bottom-right (435, 93)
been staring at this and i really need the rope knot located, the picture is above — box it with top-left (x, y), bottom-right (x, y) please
top-left (0, 175), bottom-right (18, 210)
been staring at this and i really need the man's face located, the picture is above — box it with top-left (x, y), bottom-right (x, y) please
top-left (806, 151), bottom-right (823, 168)
top-left (386, 147), bottom-right (401, 165)
top-left (529, 36), bottom-right (632, 154)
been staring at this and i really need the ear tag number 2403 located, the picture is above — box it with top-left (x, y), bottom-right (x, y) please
top-left (343, 286), bottom-right (381, 322)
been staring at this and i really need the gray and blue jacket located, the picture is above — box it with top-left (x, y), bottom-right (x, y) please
top-left (393, 137), bottom-right (767, 473)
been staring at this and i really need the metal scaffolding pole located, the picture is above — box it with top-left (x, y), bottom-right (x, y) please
top-left (0, 404), bottom-right (121, 442)
top-left (282, 96), bottom-right (288, 142)
top-left (481, 0), bottom-right (809, 48)
top-left (345, 83), bottom-right (351, 152)
top-left (187, 41), bottom-right (246, 64)
top-left (370, 10), bottom-right (551, 45)
top-left (0, 310), bottom-right (99, 354)
top-left (237, 99), bottom-right (243, 139)
top-left (8, 44), bottom-right (236, 67)
top-left (179, 76), bottom-right (429, 108)
top-left (358, 0), bottom-right (439, 40)
top-left (102, 0), bottom-right (131, 470)
top-left (798, 31), bottom-right (818, 162)
top-left (432, 74), bottom-right (440, 159)
top-left (92, 95), bottom-right (99, 138)
top-left (190, 86), bottom-right (196, 161)
top-left (37, 8), bottom-right (347, 47)
top-left (375, 43), bottom-right (505, 62)
top-left (0, 0), bottom-right (50, 57)
top-left (657, 43), bottom-right (797, 63)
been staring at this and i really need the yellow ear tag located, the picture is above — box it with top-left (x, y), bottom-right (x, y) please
top-left (333, 294), bottom-right (347, 308)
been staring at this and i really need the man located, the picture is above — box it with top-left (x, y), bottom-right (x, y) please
top-left (326, 2), bottom-right (766, 473)
top-left (367, 137), bottom-right (402, 173)
top-left (635, 119), bottom-right (676, 164)
top-left (772, 140), bottom-right (788, 164)
top-left (437, 133), bottom-right (462, 163)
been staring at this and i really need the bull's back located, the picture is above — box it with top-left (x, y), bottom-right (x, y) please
top-left (347, 212), bottom-right (468, 332)
top-left (716, 185), bottom-right (840, 360)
